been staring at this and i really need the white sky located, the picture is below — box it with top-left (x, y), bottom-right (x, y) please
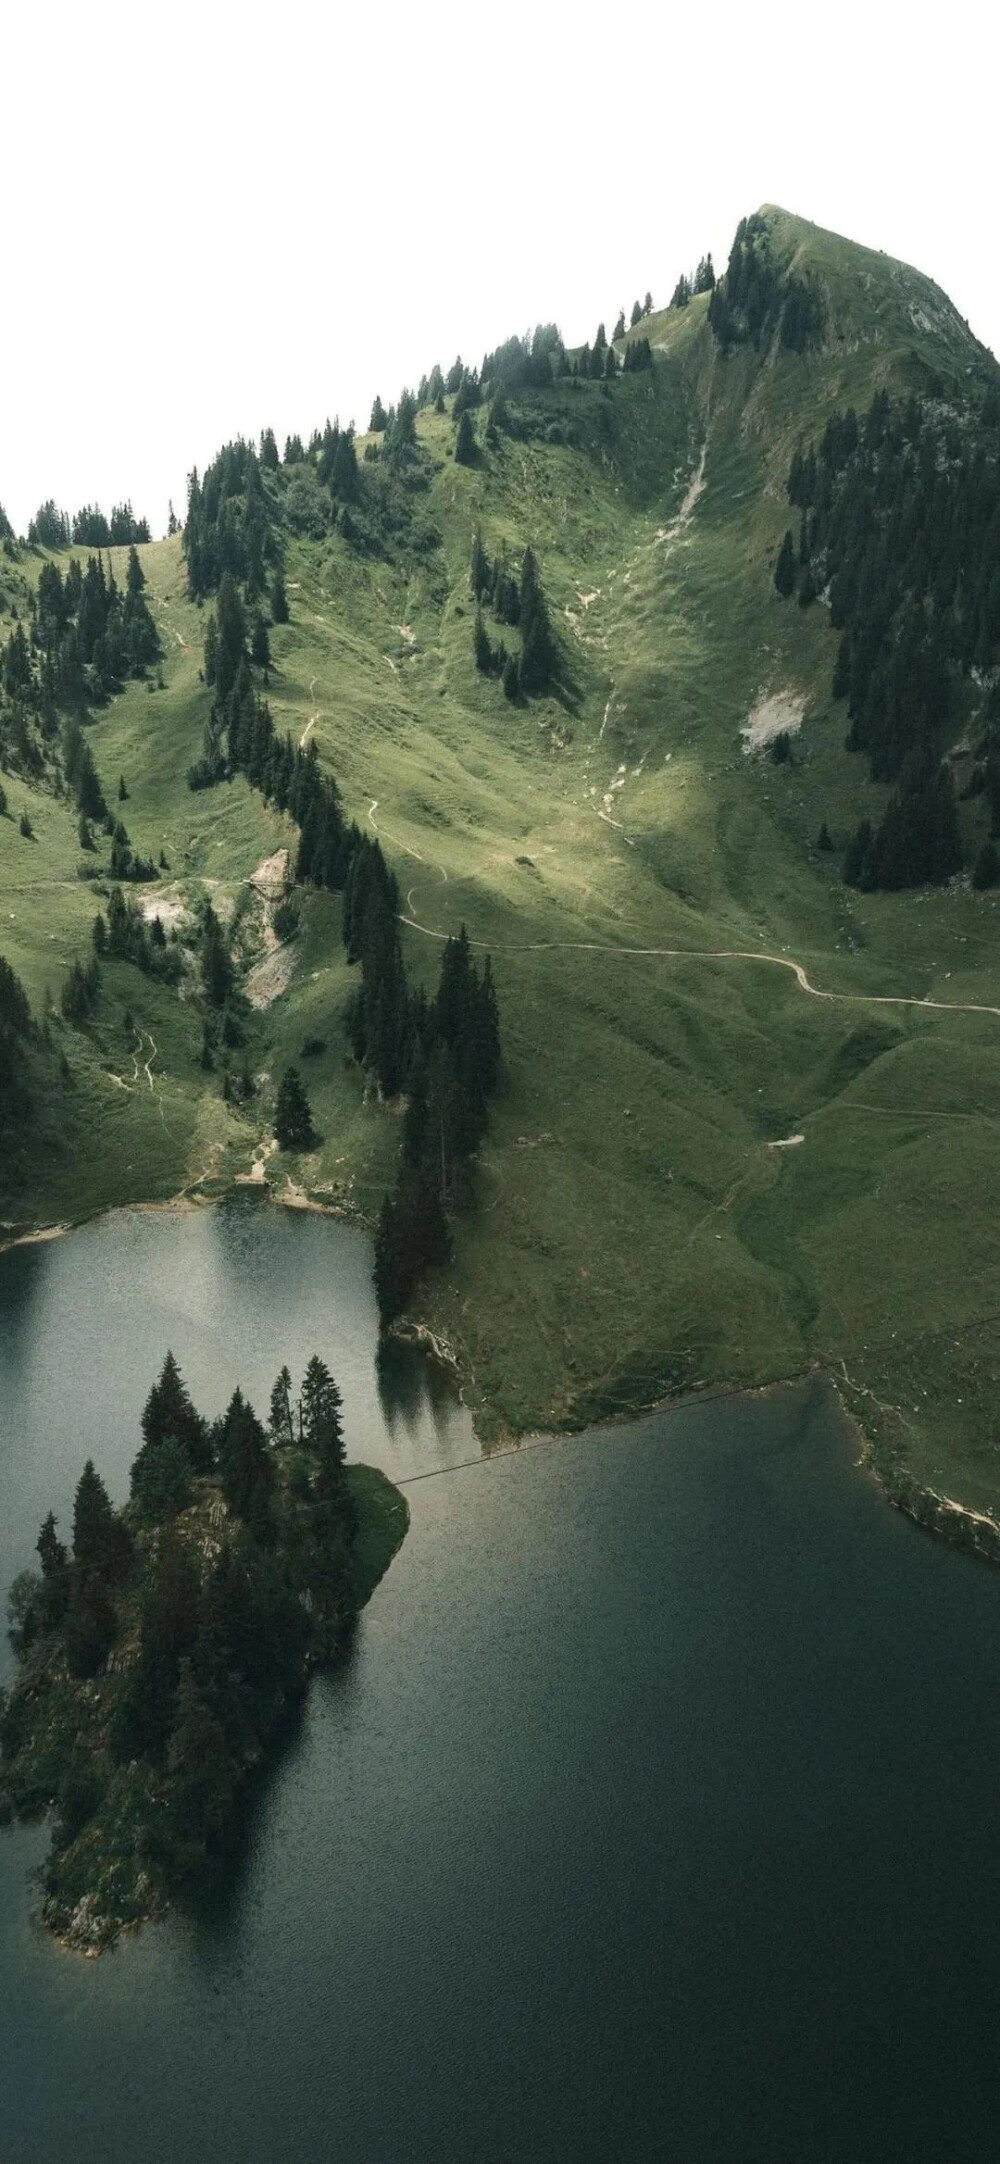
top-left (4, 0), bottom-right (997, 537)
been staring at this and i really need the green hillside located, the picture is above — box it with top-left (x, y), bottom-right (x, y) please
top-left (4, 205), bottom-right (1000, 1520)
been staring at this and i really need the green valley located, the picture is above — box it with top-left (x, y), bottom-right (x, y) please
top-left (4, 204), bottom-right (1000, 1523)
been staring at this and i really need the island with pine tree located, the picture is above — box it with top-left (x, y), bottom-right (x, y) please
top-left (0, 1352), bottom-right (408, 1953)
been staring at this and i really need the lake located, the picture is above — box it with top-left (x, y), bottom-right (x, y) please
top-left (2, 1199), bottom-right (1000, 2162)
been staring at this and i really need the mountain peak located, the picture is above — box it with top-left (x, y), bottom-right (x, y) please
top-left (722, 203), bottom-right (992, 374)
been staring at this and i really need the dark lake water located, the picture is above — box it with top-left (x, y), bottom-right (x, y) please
top-left (3, 1200), bottom-right (1000, 2162)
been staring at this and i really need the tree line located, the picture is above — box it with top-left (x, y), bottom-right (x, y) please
top-left (26, 501), bottom-right (151, 549)
top-left (776, 383), bottom-right (1000, 887)
top-left (267, 836), bottom-right (503, 1330)
top-left (186, 571), bottom-right (504, 1302)
top-left (370, 329), bottom-right (568, 440)
top-left (0, 550), bottom-right (160, 877)
top-left (708, 215), bottom-right (822, 355)
top-left (189, 571), bottom-right (350, 895)
top-left (669, 256), bottom-right (716, 310)
top-left (3, 546), bottom-right (159, 718)
top-left (372, 309), bottom-right (656, 471)
top-left (0, 1350), bottom-right (369, 1945)
top-left (471, 536), bottom-right (556, 698)
top-left (0, 952), bottom-right (34, 1129)
top-left (374, 924), bottom-right (501, 1326)
top-left (183, 440), bottom-right (279, 604)
top-left (184, 300), bottom-right (662, 590)
top-left (184, 410), bottom-right (441, 576)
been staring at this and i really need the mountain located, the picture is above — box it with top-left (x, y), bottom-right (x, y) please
top-left (3, 206), bottom-right (1000, 1528)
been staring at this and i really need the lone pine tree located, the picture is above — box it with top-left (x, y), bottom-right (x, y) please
top-left (455, 411), bottom-right (476, 466)
top-left (275, 1066), bottom-right (315, 1149)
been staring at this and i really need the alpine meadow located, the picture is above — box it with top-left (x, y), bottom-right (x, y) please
top-left (6, 202), bottom-right (1000, 1532)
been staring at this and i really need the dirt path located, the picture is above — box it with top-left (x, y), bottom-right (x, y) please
top-left (369, 798), bottom-right (437, 870)
top-left (300, 679), bottom-right (318, 750)
top-left (373, 752), bottom-right (1000, 1030)
top-left (105, 1030), bottom-right (176, 1139)
top-left (396, 909), bottom-right (1000, 1024)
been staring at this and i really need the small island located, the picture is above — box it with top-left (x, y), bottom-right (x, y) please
top-left (0, 1351), bottom-right (408, 1953)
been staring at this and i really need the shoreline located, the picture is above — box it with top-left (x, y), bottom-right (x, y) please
top-left (4, 1189), bottom-right (998, 1572)
top-left (0, 1173), bottom-right (374, 1259)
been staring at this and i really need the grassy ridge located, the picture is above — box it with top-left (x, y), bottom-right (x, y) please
top-left (5, 207), bottom-right (1000, 1514)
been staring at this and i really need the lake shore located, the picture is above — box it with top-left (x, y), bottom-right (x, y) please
top-left (3, 1188), bottom-right (995, 1574)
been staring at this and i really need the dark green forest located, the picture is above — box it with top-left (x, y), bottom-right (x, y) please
top-left (777, 384), bottom-right (1000, 889)
top-left (0, 1352), bottom-right (406, 1948)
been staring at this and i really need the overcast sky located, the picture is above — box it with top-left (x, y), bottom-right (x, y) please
top-left (4, 0), bottom-right (996, 537)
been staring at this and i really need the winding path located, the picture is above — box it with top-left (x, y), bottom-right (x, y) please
top-left (300, 678), bottom-right (319, 750)
top-left (367, 415), bottom-right (1000, 1034)
top-left (397, 908), bottom-right (1000, 1024)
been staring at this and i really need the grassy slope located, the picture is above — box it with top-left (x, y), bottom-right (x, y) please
top-left (5, 207), bottom-right (1000, 1514)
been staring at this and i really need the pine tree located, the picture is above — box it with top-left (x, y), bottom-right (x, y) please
top-left (832, 632), bottom-right (851, 701)
top-left (271, 567), bottom-right (290, 624)
top-left (202, 613), bottom-right (218, 687)
top-left (369, 395), bottom-right (388, 432)
top-left (250, 613), bottom-right (271, 669)
top-left (73, 1460), bottom-right (130, 1582)
top-left (275, 1066), bottom-right (315, 1149)
top-left (137, 1350), bottom-right (213, 1473)
top-left (299, 1354), bottom-right (346, 1496)
top-left (268, 1366), bottom-right (296, 1447)
top-left (217, 1389), bottom-right (274, 1536)
top-left (200, 900), bottom-right (232, 1006)
top-left (817, 821), bottom-right (834, 852)
top-left (470, 527), bottom-right (490, 600)
top-left (213, 573), bottom-right (246, 708)
top-left (474, 609), bottom-right (493, 674)
top-left (36, 1512), bottom-right (70, 1627)
top-left (518, 547), bottom-right (555, 694)
top-left (774, 531), bottom-right (797, 598)
top-left (844, 818), bottom-right (873, 888)
top-left (455, 411), bottom-right (476, 466)
top-left (630, 300), bottom-right (642, 328)
top-left (613, 310), bottom-right (626, 342)
top-left (374, 1171), bottom-right (449, 1327)
top-left (131, 1436), bottom-right (192, 1525)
